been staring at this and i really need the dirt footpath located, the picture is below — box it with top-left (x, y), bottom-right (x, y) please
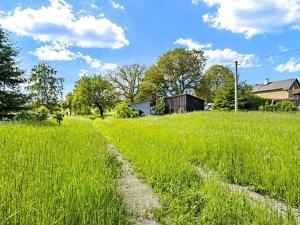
top-left (108, 144), bottom-right (161, 225)
top-left (195, 165), bottom-right (300, 225)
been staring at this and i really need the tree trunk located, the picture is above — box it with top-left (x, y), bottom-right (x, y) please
top-left (99, 106), bottom-right (104, 118)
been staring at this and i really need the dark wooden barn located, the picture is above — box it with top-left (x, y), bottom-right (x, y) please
top-left (164, 94), bottom-right (205, 114)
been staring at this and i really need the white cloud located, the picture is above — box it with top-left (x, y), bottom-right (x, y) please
top-left (31, 42), bottom-right (117, 72)
top-left (79, 69), bottom-right (89, 77)
top-left (278, 45), bottom-right (289, 52)
top-left (81, 54), bottom-right (118, 71)
top-left (32, 42), bottom-right (78, 61)
top-left (292, 24), bottom-right (300, 30)
top-left (175, 38), bottom-right (212, 50)
top-left (192, 0), bottom-right (199, 5)
top-left (202, 0), bottom-right (300, 38)
top-left (0, 0), bottom-right (129, 49)
top-left (205, 48), bottom-right (256, 68)
top-left (268, 56), bottom-right (275, 64)
top-left (111, 1), bottom-right (125, 10)
top-left (174, 38), bottom-right (256, 68)
top-left (275, 58), bottom-right (300, 72)
top-left (89, 3), bottom-right (98, 9)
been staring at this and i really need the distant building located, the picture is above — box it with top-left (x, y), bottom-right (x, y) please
top-left (130, 100), bottom-right (152, 116)
top-left (164, 94), bottom-right (205, 114)
top-left (252, 78), bottom-right (300, 106)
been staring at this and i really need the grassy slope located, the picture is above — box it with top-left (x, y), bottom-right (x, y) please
top-left (95, 112), bottom-right (300, 224)
top-left (0, 118), bottom-right (128, 225)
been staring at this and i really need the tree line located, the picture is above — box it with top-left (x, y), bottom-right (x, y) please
top-left (0, 27), bottom-right (265, 119)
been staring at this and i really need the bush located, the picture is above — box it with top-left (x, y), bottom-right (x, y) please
top-left (35, 106), bottom-right (49, 121)
top-left (259, 101), bottom-right (298, 112)
top-left (155, 98), bottom-right (165, 115)
top-left (15, 110), bottom-right (36, 121)
top-left (114, 101), bottom-right (139, 119)
top-left (53, 111), bottom-right (64, 125)
top-left (280, 101), bottom-right (298, 112)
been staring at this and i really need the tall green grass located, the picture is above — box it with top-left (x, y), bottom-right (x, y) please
top-left (0, 118), bottom-right (128, 225)
top-left (95, 112), bottom-right (299, 224)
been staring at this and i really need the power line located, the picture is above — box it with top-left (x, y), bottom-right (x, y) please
top-left (233, 47), bottom-right (300, 113)
top-left (237, 47), bottom-right (300, 65)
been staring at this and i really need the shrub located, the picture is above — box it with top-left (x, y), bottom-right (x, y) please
top-left (280, 101), bottom-right (298, 112)
top-left (15, 110), bottom-right (36, 121)
top-left (35, 106), bottom-right (49, 121)
top-left (114, 101), bottom-right (139, 119)
top-left (155, 98), bottom-right (165, 115)
top-left (54, 112), bottom-right (64, 125)
top-left (259, 101), bottom-right (298, 112)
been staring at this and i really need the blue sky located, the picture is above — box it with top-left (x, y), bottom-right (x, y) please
top-left (1, 0), bottom-right (300, 93)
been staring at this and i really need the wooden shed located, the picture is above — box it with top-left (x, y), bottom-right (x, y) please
top-left (164, 94), bottom-right (204, 114)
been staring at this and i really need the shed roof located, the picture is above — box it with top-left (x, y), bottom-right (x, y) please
top-left (252, 78), bottom-right (299, 93)
top-left (164, 93), bottom-right (204, 101)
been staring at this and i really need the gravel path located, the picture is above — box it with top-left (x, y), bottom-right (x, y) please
top-left (107, 144), bottom-right (161, 225)
top-left (195, 165), bottom-right (300, 224)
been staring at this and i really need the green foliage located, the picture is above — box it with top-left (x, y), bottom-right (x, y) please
top-left (240, 93), bottom-right (268, 111)
top-left (28, 63), bottom-right (64, 112)
top-left (260, 101), bottom-right (299, 112)
top-left (154, 98), bottom-right (165, 115)
top-left (137, 66), bottom-right (167, 104)
top-left (114, 101), bottom-right (139, 118)
top-left (72, 77), bottom-right (91, 116)
top-left (213, 77), bottom-right (264, 111)
top-left (72, 75), bottom-right (116, 117)
top-left (35, 106), bottom-right (49, 121)
top-left (138, 48), bottom-right (206, 102)
top-left (14, 110), bottom-right (36, 121)
top-left (108, 64), bottom-right (146, 103)
top-left (0, 118), bottom-right (129, 224)
top-left (213, 75), bottom-right (235, 110)
top-left (196, 65), bottom-right (234, 103)
top-left (159, 48), bottom-right (206, 95)
top-left (54, 111), bottom-right (64, 125)
top-left (0, 28), bottom-right (26, 115)
top-left (61, 92), bottom-right (73, 116)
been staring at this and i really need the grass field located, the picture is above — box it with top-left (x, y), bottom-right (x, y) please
top-left (0, 118), bottom-right (128, 225)
top-left (95, 112), bottom-right (300, 224)
top-left (1, 112), bottom-right (299, 225)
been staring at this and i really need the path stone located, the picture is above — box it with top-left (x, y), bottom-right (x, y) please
top-left (108, 144), bottom-right (161, 225)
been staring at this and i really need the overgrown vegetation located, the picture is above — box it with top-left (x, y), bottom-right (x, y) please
top-left (154, 98), bottom-right (165, 115)
top-left (15, 106), bottom-right (49, 121)
top-left (114, 101), bottom-right (139, 118)
top-left (95, 112), bottom-right (299, 224)
top-left (0, 118), bottom-right (128, 224)
top-left (259, 100), bottom-right (299, 112)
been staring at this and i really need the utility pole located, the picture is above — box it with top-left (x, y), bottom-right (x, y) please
top-left (234, 61), bottom-right (238, 113)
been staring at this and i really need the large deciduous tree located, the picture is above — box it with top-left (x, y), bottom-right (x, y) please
top-left (137, 66), bottom-right (167, 104)
top-left (108, 64), bottom-right (146, 103)
top-left (138, 48), bottom-right (206, 102)
top-left (72, 75), bottom-right (116, 117)
top-left (157, 48), bottom-right (206, 95)
top-left (28, 63), bottom-right (64, 112)
top-left (0, 28), bottom-right (26, 115)
top-left (196, 65), bottom-right (235, 103)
